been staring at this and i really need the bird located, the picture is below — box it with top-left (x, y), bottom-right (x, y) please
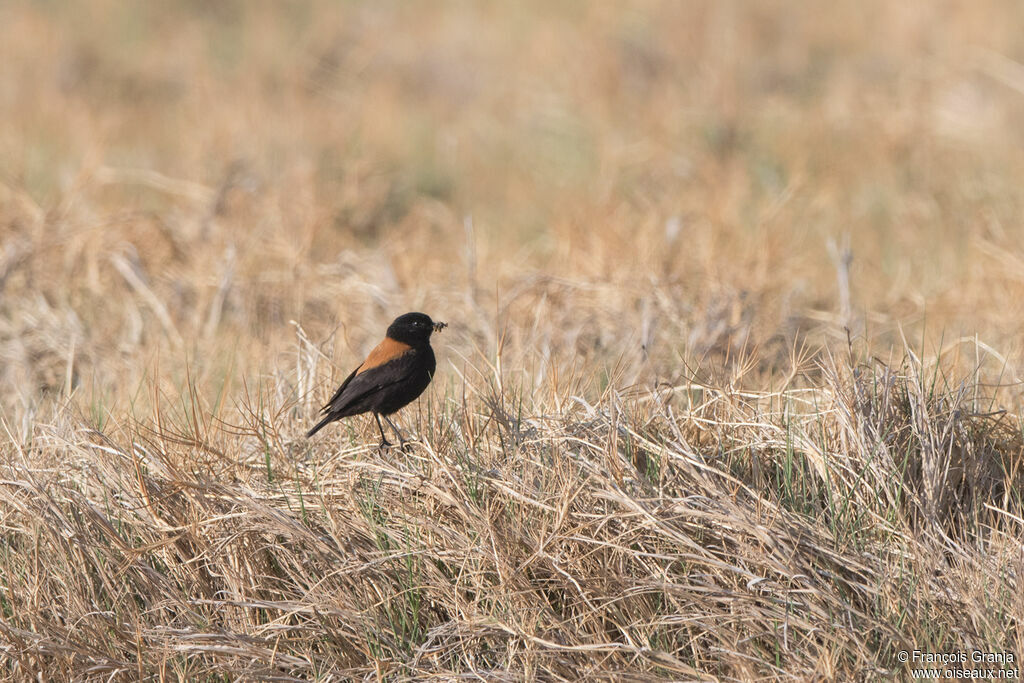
top-left (306, 312), bottom-right (446, 448)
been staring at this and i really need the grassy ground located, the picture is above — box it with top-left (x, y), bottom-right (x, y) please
top-left (2, 1), bottom-right (1023, 679)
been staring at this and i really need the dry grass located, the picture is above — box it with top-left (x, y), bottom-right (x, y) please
top-left (2, 1), bottom-right (1024, 679)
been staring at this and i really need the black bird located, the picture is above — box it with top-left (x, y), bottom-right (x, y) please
top-left (306, 312), bottom-right (446, 447)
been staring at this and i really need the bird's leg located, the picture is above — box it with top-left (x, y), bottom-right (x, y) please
top-left (382, 414), bottom-right (410, 451)
top-left (374, 413), bottom-right (392, 451)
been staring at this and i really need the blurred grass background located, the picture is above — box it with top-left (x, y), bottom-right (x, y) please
top-left (7, 0), bottom-right (1024, 398)
top-left (2, 1), bottom-right (1024, 679)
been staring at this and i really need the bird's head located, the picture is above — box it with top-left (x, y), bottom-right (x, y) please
top-left (387, 312), bottom-right (446, 345)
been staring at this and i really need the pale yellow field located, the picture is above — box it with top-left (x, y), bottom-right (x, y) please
top-left (1, 2), bottom-right (1023, 680)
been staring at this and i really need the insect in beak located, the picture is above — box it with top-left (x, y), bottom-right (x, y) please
top-left (432, 321), bottom-right (448, 332)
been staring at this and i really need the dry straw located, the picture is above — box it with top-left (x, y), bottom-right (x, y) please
top-left (2, 2), bottom-right (1023, 679)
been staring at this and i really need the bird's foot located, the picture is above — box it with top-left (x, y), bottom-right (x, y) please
top-left (378, 437), bottom-right (416, 454)
top-left (388, 425), bottom-right (415, 452)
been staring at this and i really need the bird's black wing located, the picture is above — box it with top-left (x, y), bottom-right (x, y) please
top-left (320, 366), bottom-right (360, 413)
top-left (306, 350), bottom-right (423, 437)
top-left (323, 350), bottom-right (422, 415)
top-left (320, 337), bottom-right (414, 414)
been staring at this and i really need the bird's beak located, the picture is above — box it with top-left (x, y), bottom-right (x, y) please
top-left (432, 321), bottom-right (448, 332)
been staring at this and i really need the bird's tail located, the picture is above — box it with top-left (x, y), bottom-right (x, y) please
top-left (306, 414), bottom-right (335, 438)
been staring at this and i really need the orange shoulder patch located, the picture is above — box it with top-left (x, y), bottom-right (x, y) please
top-left (356, 337), bottom-right (413, 375)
